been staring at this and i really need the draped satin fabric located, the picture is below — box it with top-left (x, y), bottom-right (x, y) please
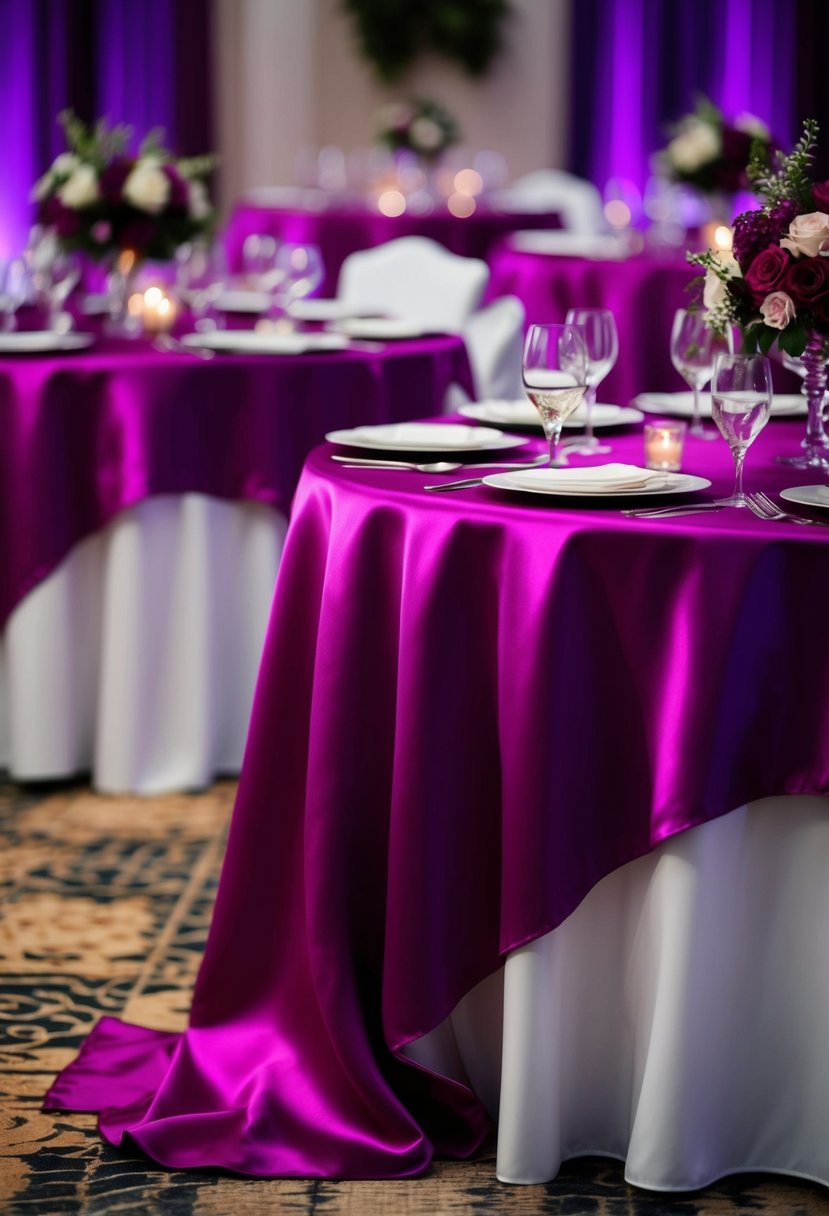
top-left (0, 335), bottom-right (474, 630)
top-left (45, 422), bottom-right (829, 1178)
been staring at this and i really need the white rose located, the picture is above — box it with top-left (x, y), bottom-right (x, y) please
top-left (667, 119), bottom-right (721, 172)
top-left (759, 291), bottom-right (796, 329)
top-left (122, 158), bottom-right (171, 214)
top-left (780, 212), bottom-right (829, 258)
top-left (57, 163), bottom-right (100, 209)
top-left (734, 112), bottom-right (769, 140)
top-left (187, 179), bottom-right (211, 221)
top-left (51, 152), bottom-right (80, 177)
top-left (703, 250), bottom-right (741, 310)
top-left (30, 172), bottom-right (54, 203)
top-left (410, 116), bottom-right (443, 153)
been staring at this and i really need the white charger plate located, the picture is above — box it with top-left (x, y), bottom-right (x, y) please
top-left (458, 399), bottom-right (643, 429)
top-left (289, 299), bottom-right (381, 323)
top-left (181, 331), bottom-right (349, 355)
top-left (326, 422), bottom-right (529, 453)
top-left (632, 391), bottom-right (807, 419)
top-left (779, 485), bottom-right (829, 511)
top-left (0, 331), bottom-right (94, 353)
top-left (330, 318), bottom-right (436, 340)
top-left (482, 468), bottom-right (711, 498)
top-left (215, 290), bottom-right (271, 314)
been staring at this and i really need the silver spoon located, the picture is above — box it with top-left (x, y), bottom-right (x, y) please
top-left (331, 454), bottom-right (547, 473)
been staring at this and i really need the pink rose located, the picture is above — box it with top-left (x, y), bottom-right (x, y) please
top-left (780, 212), bottom-right (829, 258)
top-left (744, 244), bottom-right (788, 302)
top-left (759, 291), bottom-right (796, 329)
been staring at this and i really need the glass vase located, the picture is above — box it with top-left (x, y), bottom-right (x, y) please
top-left (777, 331), bottom-right (829, 473)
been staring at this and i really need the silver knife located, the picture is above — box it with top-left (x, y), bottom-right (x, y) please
top-left (423, 477), bottom-right (486, 492)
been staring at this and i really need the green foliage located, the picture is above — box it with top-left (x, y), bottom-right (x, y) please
top-left (342, 0), bottom-right (510, 83)
top-left (748, 118), bottom-right (819, 208)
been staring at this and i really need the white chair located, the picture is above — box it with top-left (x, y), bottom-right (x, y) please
top-left (337, 237), bottom-right (489, 332)
top-left (498, 170), bottom-right (606, 235)
top-left (445, 296), bottom-right (525, 410)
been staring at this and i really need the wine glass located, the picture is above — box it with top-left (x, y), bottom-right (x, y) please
top-left (670, 308), bottom-right (731, 440)
top-left (268, 243), bottom-right (324, 322)
top-left (0, 257), bottom-right (32, 331)
top-left (241, 233), bottom-right (279, 290)
top-left (522, 323), bottom-right (589, 467)
top-left (564, 307), bottom-right (619, 454)
top-left (176, 240), bottom-right (228, 331)
top-left (710, 353), bottom-right (772, 507)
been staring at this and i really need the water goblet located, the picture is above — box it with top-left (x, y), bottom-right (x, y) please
top-left (0, 257), bottom-right (32, 331)
top-left (710, 353), bottom-right (772, 507)
top-left (522, 323), bottom-right (589, 467)
top-left (670, 308), bottom-right (731, 439)
top-left (271, 243), bottom-right (325, 321)
top-left (241, 233), bottom-right (279, 290)
top-left (564, 306), bottom-right (619, 454)
top-left (176, 240), bottom-right (228, 331)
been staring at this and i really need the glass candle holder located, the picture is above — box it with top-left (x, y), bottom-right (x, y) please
top-left (644, 420), bottom-right (686, 471)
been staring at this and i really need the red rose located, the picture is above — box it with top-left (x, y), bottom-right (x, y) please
top-left (784, 257), bottom-right (829, 305)
top-left (812, 180), bottom-right (829, 211)
top-left (744, 244), bottom-right (789, 303)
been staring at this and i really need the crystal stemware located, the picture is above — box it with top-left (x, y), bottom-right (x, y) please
top-left (564, 307), bottom-right (619, 454)
top-left (176, 240), bottom-right (228, 331)
top-left (273, 243), bottom-right (324, 318)
top-left (670, 308), bottom-right (730, 440)
top-left (522, 323), bottom-right (589, 467)
top-left (710, 353), bottom-right (772, 507)
top-left (0, 257), bottom-right (32, 331)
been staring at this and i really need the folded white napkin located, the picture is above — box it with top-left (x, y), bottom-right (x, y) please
top-left (509, 231), bottom-right (629, 259)
top-left (349, 423), bottom-right (487, 449)
top-left (504, 463), bottom-right (673, 493)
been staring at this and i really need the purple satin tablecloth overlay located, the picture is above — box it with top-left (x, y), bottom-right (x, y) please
top-left (224, 202), bottom-right (562, 297)
top-left (484, 243), bottom-right (801, 405)
top-left (0, 334), bottom-right (473, 631)
top-left (44, 418), bottom-right (829, 1178)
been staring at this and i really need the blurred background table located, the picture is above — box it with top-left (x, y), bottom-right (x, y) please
top-left (0, 332), bottom-right (472, 794)
top-left (224, 193), bottom-right (562, 297)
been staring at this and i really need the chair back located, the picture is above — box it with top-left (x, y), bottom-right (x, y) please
top-left (504, 170), bottom-right (606, 234)
top-left (338, 237), bottom-right (489, 331)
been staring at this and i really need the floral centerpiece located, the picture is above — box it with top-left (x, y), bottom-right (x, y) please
top-left (656, 95), bottom-right (771, 200)
top-left (30, 110), bottom-right (215, 264)
top-left (689, 119), bottom-right (829, 471)
top-left (374, 98), bottom-right (459, 162)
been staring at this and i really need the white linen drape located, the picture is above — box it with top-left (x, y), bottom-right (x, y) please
top-left (405, 796), bottom-right (829, 1190)
top-left (0, 495), bottom-right (286, 794)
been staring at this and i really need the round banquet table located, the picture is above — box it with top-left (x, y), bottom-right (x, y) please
top-left (45, 414), bottom-right (829, 1190)
top-left (484, 241), bottom-right (801, 407)
top-left (224, 199), bottom-right (562, 297)
top-left (0, 333), bottom-right (473, 793)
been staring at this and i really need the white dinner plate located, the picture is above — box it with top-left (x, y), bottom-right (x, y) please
top-left (180, 330), bottom-right (349, 355)
top-left (289, 299), bottom-right (381, 323)
top-left (508, 230), bottom-right (630, 259)
top-left (482, 464), bottom-right (711, 498)
top-left (458, 399), bottom-right (644, 429)
top-left (0, 331), bottom-right (94, 353)
top-left (215, 289), bottom-right (271, 314)
top-left (325, 422), bottom-right (529, 453)
top-left (632, 391), bottom-right (807, 419)
top-left (329, 318), bottom-right (438, 340)
top-left (779, 485), bottom-right (829, 511)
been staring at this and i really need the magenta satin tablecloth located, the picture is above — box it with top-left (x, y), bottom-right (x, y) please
top-left (224, 202), bottom-right (562, 296)
top-left (0, 334), bottom-right (472, 630)
top-left (44, 415), bottom-right (829, 1178)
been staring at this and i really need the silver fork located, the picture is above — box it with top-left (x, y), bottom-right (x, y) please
top-left (747, 491), bottom-right (829, 527)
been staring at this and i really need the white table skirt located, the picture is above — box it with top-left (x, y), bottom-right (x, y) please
top-left (0, 495), bottom-right (286, 794)
top-left (404, 796), bottom-right (829, 1191)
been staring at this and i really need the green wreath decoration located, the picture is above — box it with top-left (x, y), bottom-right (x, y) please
top-left (342, 0), bottom-right (511, 83)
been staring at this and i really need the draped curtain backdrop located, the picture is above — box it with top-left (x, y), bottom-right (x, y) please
top-left (0, 0), bottom-right (213, 256)
top-left (567, 0), bottom-right (829, 202)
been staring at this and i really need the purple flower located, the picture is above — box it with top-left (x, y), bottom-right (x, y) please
top-left (162, 164), bottom-right (188, 209)
top-left (99, 156), bottom-right (134, 203)
top-left (40, 195), bottom-right (79, 237)
top-left (731, 209), bottom-right (775, 269)
top-left (118, 218), bottom-right (158, 251)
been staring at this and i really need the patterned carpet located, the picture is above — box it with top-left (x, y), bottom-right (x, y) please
top-left (1, 778), bottom-right (828, 1216)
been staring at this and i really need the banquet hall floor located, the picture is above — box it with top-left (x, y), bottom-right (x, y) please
top-left (1, 778), bottom-right (828, 1216)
